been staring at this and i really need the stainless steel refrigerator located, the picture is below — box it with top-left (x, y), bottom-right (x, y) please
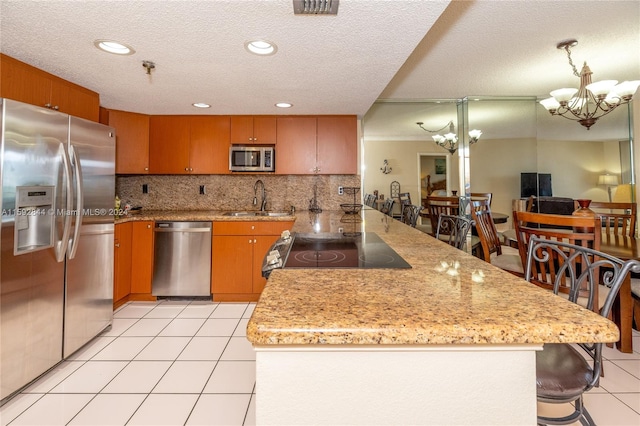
top-left (0, 99), bottom-right (115, 402)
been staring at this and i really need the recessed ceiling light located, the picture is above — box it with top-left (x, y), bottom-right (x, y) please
top-left (94, 39), bottom-right (135, 55)
top-left (245, 40), bottom-right (277, 56)
top-left (192, 103), bottom-right (211, 108)
top-left (275, 102), bottom-right (292, 108)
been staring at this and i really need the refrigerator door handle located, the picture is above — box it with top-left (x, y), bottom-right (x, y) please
top-left (56, 142), bottom-right (73, 263)
top-left (68, 145), bottom-right (84, 259)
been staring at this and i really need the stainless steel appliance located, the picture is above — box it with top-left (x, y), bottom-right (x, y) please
top-left (229, 145), bottom-right (274, 172)
top-left (1, 99), bottom-right (115, 403)
top-left (152, 221), bottom-right (212, 296)
top-left (262, 231), bottom-right (411, 278)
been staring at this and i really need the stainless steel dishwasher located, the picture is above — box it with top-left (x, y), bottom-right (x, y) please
top-left (152, 221), bottom-right (212, 296)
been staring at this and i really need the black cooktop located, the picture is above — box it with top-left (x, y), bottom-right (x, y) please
top-left (284, 232), bottom-right (411, 269)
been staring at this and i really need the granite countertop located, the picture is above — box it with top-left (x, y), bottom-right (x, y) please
top-left (246, 208), bottom-right (619, 346)
top-left (114, 209), bottom-right (296, 223)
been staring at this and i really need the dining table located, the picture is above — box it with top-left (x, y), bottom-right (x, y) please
top-left (502, 228), bottom-right (636, 353)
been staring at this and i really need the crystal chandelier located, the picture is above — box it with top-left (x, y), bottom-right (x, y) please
top-left (539, 39), bottom-right (640, 130)
top-left (416, 121), bottom-right (482, 154)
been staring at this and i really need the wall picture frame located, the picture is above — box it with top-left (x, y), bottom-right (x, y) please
top-left (435, 158), bottom-right (446, 175)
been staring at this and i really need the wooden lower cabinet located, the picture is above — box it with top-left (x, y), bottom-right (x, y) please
top-left (130, 221), bottom-right (154, 295)
top-left (113, 221), bottom-right (155, 309)
top-left (211, 221), bottom-right (294, 301)
top-left (114, 223), bottom-right (132, 305)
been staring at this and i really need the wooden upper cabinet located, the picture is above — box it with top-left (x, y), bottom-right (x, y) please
top-left (1, 54), bottom-right (51, 108)
top-left (190, 116), bottom-right (230, 174)
top-left (0, 54), bottom-right (99, 122)
top-left (316, 115), bottom-right (358, 174)
top-left (276, 116), bottom-right (317, 174)
top-left (108, 110), bottom-right (150, 174)
top-left (231, 115), bottom-right (276, 144)
top-left (149, 115), bottom-right (230, 174)
top-left (149, 116), bottom-right (191, 174)
top-left (276, 115), bottom-right (357, 175)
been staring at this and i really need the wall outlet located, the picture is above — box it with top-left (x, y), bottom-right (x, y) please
top-left (338, 186), bottom-right (344, 195)
top-left (142, 184), bottom-right (148, 194)
top-left (199, 185), bottom-right (206, 195)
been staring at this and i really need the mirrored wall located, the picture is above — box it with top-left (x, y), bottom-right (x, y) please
top-left (362, 97), bottom-right (634, 226)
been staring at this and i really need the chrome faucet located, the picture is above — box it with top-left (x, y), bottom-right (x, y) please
top-left (253, 179), bottom-right (267, 211)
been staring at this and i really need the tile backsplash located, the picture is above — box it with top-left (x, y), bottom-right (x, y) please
top-left (117, 174), bottom-right (362, 212)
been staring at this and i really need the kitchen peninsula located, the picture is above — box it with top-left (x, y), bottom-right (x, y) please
top-left (247, 207), bottom-right (619, 425)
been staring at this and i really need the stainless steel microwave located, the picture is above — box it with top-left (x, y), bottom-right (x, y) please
top-left (229, 146), bottom-right (275, 172)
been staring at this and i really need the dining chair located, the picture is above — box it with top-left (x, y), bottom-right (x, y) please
top-left (425, 196), bottom-right (459, 236)
top-left (393, 192), bottom-right (412, 219)
top-left (364, 193), bottom-right (377, 208)
top-left (470, 192), bottom-right (492, 207)
top-left (435, 214), bottom-right (472, 250)
top-left (470, 201), bottom-right (523, 276)
top-left (589, 201), bottom-right (637, 237)
top-left (513, 211), bottom-right (602, 308)
top-left (631, 278), bottom-right (640, 331)
top-left (524, 235), bottom-right (640, 426)
top-left (401, 204), bottom-right (422, 228)
top-left (379, 198), bottom-right (394, 217)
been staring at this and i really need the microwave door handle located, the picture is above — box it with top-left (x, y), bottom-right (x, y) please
top-left (67, 145), bottom-right (84, 259)
top-left (55, 142), bottom-right (73, 263)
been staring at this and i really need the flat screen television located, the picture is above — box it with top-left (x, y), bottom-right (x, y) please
top-left (521, 173), bottom-right (552, 198)
top-left (538, 173), bottom-right (552, 196)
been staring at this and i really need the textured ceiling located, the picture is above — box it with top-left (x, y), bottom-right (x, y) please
top-left (0, 0), bottom-right (638, 124)
top-left (0, 0), bottom-right (450, 115)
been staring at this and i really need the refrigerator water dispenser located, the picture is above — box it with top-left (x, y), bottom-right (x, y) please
top-left (14, 186), bottom-right (55, 255)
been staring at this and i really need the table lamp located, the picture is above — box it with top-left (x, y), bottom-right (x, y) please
top-left (598, 174), bottom-right (619, 202)
top-left (612, 183), bottom-right (634, 203)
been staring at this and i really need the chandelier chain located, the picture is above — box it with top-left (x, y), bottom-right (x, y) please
top-left (562, 45), bottom-right (581, 78)
top-left (416, 120), bottom-right (453, 133)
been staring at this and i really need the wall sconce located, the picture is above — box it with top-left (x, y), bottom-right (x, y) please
top-left (597, 173), bottom-right (619, 202)
top-left (380, 159), bottom-right (392, 174)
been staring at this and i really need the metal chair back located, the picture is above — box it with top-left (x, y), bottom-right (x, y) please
top-left (425, 196), bottom-right (459, 236)
top-left (524, 235), bottom-right (640, 426)
top-left (513, 211), bottom-right (602, 306)
top-left (435, 214), bottom-right (472, 249)
top-left (380, 198), bottom-right (394, 217)
top-left (401, 204), bottom-right (422, 228)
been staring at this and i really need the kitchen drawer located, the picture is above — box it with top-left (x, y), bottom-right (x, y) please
top-left (213, 221), bottom-right (293, 236)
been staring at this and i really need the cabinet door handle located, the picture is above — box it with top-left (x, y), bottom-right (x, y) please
top-left (144, 167), bottom-right (149, 171)
top-left (185, 167), bottom-right (189, 171)
top-left (249, 239), bottom-right (252, 244)
top-left (147, 224), bottom-right (151, 229)
top-left (115, 243), bottom-right (120, 248)
top-left (44, 103), bottom-right (51, 108)
top-left (52, 105), bottom-right (59, 110)
top-left (254, 239), bottom-right (257, 243)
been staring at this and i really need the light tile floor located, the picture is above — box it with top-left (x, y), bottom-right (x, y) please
top-left (1, 299), bottom-right (639, 425)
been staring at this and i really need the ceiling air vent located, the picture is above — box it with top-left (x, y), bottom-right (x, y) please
top-left (293, 0), bottom-right (339, 15)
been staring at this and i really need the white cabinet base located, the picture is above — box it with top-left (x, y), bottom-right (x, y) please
top-left (254, 344), bottom-right (541, 425)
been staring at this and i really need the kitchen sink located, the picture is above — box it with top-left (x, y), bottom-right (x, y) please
top-left (256, 211), bottom-right (291, 217)
top-left (223, 211), bottom-right (291, 217)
